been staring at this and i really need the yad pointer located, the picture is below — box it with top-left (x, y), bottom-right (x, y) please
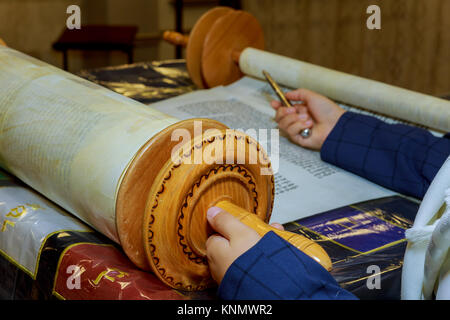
top-left (263, 70), bottom-right (311, 138)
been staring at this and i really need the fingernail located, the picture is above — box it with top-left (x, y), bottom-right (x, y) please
top-left (298, 114), bottom-right (308, 120)
top-left (285, 108), bottom-right (295, 114)
top-left (305, 120), bottom-right (313, 126)
top-left (207, 207), bottom-right (222, 220)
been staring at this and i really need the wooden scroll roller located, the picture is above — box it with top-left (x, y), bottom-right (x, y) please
top-left (163, 7), bottom-right (450, 132)
top-left (0, 38), bottom-right (6, 46)
top-left (162, 6), bottom-right (264, 89)
top-left (142, 126), bottom-right (331, 290)
top-left (0, 45), bottom-right (331, 291)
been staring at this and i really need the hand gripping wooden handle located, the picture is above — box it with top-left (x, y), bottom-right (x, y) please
top-left (215, 200), bottom-right (332, 271)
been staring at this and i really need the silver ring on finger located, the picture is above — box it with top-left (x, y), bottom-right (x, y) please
top-left (300, 128), bottom-right (311, 138)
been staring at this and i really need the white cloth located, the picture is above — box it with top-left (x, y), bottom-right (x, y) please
top-left (402, 156), bottom-right (450, 300)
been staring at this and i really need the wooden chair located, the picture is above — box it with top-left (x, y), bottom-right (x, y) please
top-left (52, 25), bottom-right (138, 71)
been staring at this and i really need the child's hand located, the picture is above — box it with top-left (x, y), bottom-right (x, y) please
top-left (271, 88), bottom-right (345, 151)
top-left (205, 206), bottom-right (284, 284)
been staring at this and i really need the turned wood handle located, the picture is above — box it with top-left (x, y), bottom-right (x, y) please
top-left (163, 31), bottom-right (189, 47)
top-left (215, 201), bottom-right (332, 271)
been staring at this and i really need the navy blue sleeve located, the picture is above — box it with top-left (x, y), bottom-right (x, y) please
top-left (321, 111), bottom-right (450, 199)
top-left (217, 231), bottom-right (357, 300)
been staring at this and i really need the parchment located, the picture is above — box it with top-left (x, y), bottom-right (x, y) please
top-left (0, 46), bottom-right (179, 242)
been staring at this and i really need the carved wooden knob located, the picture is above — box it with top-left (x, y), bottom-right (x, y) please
top-left (143, 128), bottom-right (274, 291)
top-left (215, 201), bottom-right (332, 271)
top-left (141, 126), bottom-right (332, 291)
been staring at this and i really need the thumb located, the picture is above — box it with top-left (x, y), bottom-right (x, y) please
top-left (206, 206), bottom-right (252, 240)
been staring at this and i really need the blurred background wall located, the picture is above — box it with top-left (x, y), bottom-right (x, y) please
top-left (245, 0), bottom-right (450, 97)
top-left (0, 0), bottom-right (448, 96)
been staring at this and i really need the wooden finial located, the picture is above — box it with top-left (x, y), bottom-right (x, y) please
top-left (162, 31), bottom-right (189, 47)
top-left (201, 10), bottom-right (264, 87)
top-left (142, 128), bottom-right (275, 291)
top-left (0, 38), bottom-right (6, 47)
top-left (162, 8), bottom-right (263, 89)
top-left (137, 124), bottom-right (332, 291)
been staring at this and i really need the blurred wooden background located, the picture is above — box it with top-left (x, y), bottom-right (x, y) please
top-left (0, 0), bottom-right (448, 96)
top-left (244, 0), bottom-right (449, 96)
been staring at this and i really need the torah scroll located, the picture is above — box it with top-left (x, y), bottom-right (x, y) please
top-left (0, 45), bottom-right (280, 290)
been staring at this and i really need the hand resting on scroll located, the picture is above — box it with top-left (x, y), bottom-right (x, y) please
top-left (271, 88), bottom-right (345, 151)
top-left (205, 206), bottom-right (357, 300)
top-left (272, 88), bottom-right (450, 200)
